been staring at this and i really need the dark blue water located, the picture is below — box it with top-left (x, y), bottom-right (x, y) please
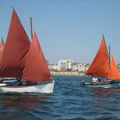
top-left (1, 76), bottom-right (120, 120)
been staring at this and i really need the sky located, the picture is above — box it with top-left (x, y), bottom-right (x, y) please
top-left (0, 0), bottom-right (120, 64)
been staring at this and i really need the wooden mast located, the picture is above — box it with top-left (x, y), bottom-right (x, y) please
top-left (30, 17), bottom-right (33, 39)
top-left (108, 45), bottom-right (111, 69)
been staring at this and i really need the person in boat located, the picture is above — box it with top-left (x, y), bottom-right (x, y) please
top-left (92, 77), bottom-right (102, 84)
top-left (92, 77), bottom-right (97, 83)
top-left (16, 77), bottom-right (22, 85)
top-left (98, 78), bottom-right (102, 82)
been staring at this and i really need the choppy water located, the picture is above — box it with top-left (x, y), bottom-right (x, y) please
top-left (1, 76), bottom-right (120, 120)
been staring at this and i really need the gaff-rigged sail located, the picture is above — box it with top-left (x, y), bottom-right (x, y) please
top-left (0, 9), bottom-right (30, 77)
top-left (22, 32), bottom-right (51, 82)
top-left (86, 36), bottom-right (109, 77)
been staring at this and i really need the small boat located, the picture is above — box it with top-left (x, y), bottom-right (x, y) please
top-left (81, 36), bottom-right (120, 88)
top-left (0, 9), bottom-right (54, 93)
top-left (81, 79), bottom-right (120, 88)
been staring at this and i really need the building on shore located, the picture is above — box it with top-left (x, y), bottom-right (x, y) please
top-left (51, 71), bottom-right (85, 76)
top-left (48, 64), bottom-right (61, 71)
top-left (48, 59), bottom-right (89, 76)
top-left (48, 60), bottom-right (120, 76)
top-left (57, 59), bottom-right (74, 71)
top-left (72, 63), bottom-right (88, 72)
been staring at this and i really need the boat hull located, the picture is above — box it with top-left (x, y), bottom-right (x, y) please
top-left (0, 80), bottom-right (55, 94)
top-left (81, 82), bottom-right (120, 88)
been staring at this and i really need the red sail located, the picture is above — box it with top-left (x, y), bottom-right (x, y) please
top-left (107, 55), bottom-right (120, 80)
top-left (86, 36), bottom-right (109, 77)
top-left (0, 39), bottom-right (5, 63)
top-left (0, 10), bottom-right (30, 77)
top-left (22, 32), bottom-right (51, 82)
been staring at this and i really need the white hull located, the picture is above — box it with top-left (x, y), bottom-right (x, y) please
top-left (81, 82), bottom-right (120, 88)
top-left (0, 80), bottom-right (55, 94)
top-left (87, 83), bottom-right (120, 88)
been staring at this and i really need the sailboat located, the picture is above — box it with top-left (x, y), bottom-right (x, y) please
top-left (0, 10), bottom-right (54, 93)
top-left (81, 36), bottom-right (120, 88)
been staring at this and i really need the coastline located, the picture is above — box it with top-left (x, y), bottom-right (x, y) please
top-left (51, 71), bottom-right (85, 76)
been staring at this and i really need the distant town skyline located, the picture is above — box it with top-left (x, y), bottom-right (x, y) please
top-left (0, 1), bottom-right (120, 64)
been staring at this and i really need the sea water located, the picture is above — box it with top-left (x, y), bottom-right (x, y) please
top-left (0, 76), bottom-right (120, 120)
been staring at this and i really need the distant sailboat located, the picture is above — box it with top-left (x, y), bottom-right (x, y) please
top-left (81, 36), bottom-right (120, 88)
top-left (0, 9), bottom-right (54, 93)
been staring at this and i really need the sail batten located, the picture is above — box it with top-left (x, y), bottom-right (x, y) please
top-left (22, 32), bottom-right (51, 82)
